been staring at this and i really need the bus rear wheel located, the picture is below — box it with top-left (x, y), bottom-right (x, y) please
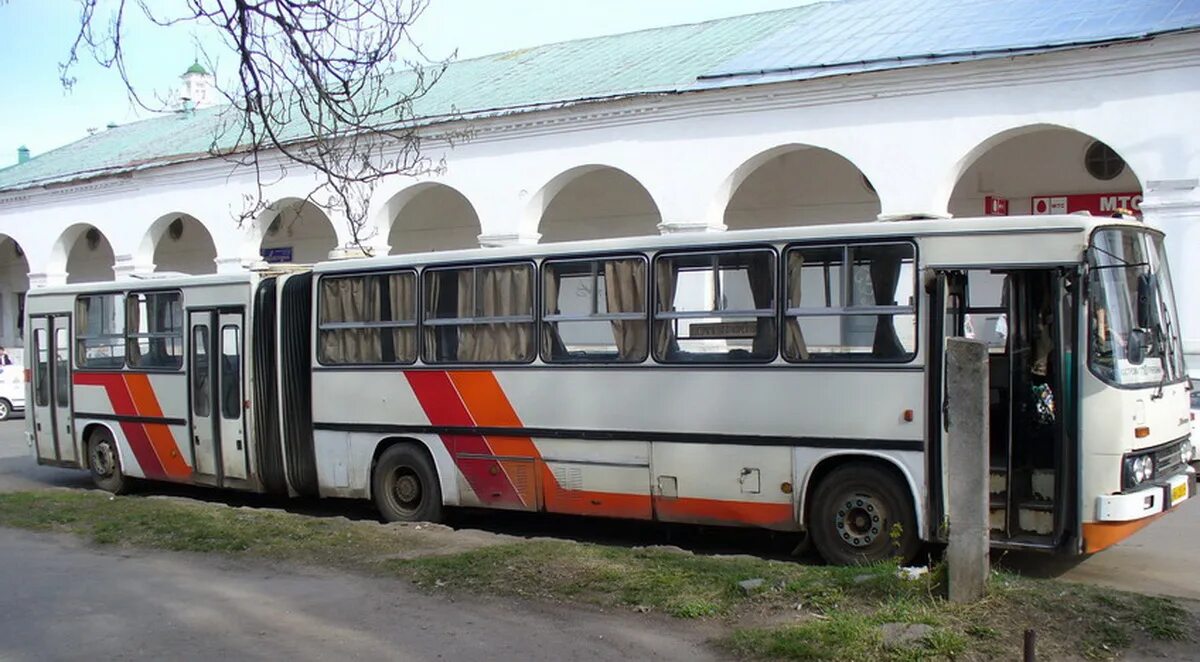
top-left (809, 463), bottom-right (919, 565)
top-left (372, 444), bottom-right (443, 523)
top-left (88, 428), bottom-right (129, 494)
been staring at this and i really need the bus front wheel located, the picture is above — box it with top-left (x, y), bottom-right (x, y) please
top-left (809, 463), bottom-right (919, 565)
top-left (372, 444), bottom-right (443, 523)
top-left (88, 428), bottom-right (129, 494)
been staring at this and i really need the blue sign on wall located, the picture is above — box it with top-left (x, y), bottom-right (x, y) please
top-left (260, 246), bottom-right (293, 263)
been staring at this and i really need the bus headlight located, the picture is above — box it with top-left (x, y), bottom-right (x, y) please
top-left (1182, 440), bottom-right (1195, 464)
top-left (1124, 454), bottom-right (1156, 489)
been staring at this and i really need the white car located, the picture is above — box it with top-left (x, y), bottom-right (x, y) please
top-left (0, 365), bottom-right (24, 421)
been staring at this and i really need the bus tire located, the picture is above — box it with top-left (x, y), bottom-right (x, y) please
top-left (88, 428), bottom-right (129, 494)
top-left (372, 444), bottom-right (443, 523)
top-left (0, 398), bottom-right (11, 421)
top-left (809, 463), bottom-right (919, 565)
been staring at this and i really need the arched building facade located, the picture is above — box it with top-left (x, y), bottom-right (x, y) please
top-left (1, 3), bottom-right (1198, 367)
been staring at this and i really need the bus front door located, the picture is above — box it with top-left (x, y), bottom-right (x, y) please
top-left (933, 268), bottom-right (1078, 550)
top-left (189, 309), bottom-right (248, 485)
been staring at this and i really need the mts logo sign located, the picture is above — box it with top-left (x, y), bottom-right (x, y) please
top-left (1031, 192), bottom-right (1142, 216)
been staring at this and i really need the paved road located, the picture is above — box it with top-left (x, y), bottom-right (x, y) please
top-left (3, 417), bottom-right (1200, 603)
top-left (0, 529), bottom-right (719, 662)
top-left (0, 419), bottom-right (720, 661)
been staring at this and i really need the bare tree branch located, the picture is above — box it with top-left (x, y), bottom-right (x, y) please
top-left (62, 0), bottom-right (458, 256)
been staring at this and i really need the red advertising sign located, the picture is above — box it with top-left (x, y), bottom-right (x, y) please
top-left (984, 196), bottom-right (1009, 216)
top-left (1031, 192), bottom-right (1142, 216)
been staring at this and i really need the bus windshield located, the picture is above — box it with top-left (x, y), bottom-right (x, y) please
top-left (1088, 228), bottom-right (1185, 387)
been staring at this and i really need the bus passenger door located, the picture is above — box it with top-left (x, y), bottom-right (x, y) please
top-left (217, 312), bottom-right (248, 480)
top-left (189, 311), bottom-right (219, 478)
top-left (29, 317), bottom-right (55, 462)
top-left (51, 317), bottom-right (77, 464)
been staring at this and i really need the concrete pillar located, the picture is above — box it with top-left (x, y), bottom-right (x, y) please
top-left (945, 337), bottom-right (990, 603)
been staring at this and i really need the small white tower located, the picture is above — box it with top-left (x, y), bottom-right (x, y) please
top-left (180, 61), bottom-right (216, 111)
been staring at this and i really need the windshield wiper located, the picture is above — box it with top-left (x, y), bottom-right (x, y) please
top-left (1089, 244), bottom-right (1148, 270)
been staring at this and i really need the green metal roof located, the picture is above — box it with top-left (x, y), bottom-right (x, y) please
top-left (184, 61), bottom-right (209, 76)
top-left (3, 0), bottom-right (1196, 193)
top-left (0, 8), bottom-right (800, 193)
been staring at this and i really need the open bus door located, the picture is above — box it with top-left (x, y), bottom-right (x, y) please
top-left (929, 268), bottom-right (1080, 551)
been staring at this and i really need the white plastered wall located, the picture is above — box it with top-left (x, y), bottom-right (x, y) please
top-left (0, 33), bottom-right (1195, 358)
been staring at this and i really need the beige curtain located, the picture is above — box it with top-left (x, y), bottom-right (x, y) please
top-left (605, 259), bottom-right (646, 360)
top-left (320, 277), bottom-right (382, 363)
top-left (784, 251), bottom-right (810, 360)
top-left (458, 265), bottom-right (534, 362)
top-left (653, 259), bottom-right (678, 358)
top-left (388, 273), bottom-right (416, 362)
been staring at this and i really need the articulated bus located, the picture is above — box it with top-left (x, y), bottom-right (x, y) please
top-left (26, 215), bottom-right (1195, 564)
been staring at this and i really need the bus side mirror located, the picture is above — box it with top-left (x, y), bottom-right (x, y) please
top-left (1136, 272), bottom-right (1159, 330)
top-left (1128, 328), bottom-right (1148, 365)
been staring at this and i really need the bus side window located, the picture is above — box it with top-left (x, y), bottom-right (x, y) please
top-left (542, 256), bottom-right (647, 363)
top-left (33, 328), bottom-right (49, 407)
top-left (221, 326), bottom-right (240, 420)
top-left (192, 326), bottom-right (210, 417)
top-left (783, 242), bottom-right (916, 362)
top-left (423, 263), bottom-right (536, 364)
top-left (54, 327), bottom-right (69, 407)
top-left (653, 249), bottom-right (777, 363)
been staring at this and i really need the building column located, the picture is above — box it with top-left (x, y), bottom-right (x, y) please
top-left (1140, 178), bottom-right (1200, 375)
top-left (214, 256), bottom-right (247, 274)
top-left (657, 219), bottom-right (726, 234)
top-left (30, 272), bottom-right (65, 288)
top-left (113, 254), bottom-right (155, 280)
top-left (477, 232), bottom-right (541, 248)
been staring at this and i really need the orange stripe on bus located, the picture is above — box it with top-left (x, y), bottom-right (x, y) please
top-left (447, 371), bottom-right (539, 456)
top-left (124, 374), bottom-right (191, 479)
top-left (1082, 516), bottom-right (1164, 554)
top-left (655, 496), bottom-right (796, 529)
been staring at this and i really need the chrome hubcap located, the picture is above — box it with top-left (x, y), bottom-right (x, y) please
top-left (835, 494), bottom-right (884, 548)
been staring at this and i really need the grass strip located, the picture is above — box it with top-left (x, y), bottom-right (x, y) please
top-left (0, 490), bottom-right (1190, 661)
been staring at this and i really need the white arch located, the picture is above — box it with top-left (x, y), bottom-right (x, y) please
top-left (940, 122), bottom-right (1146, 214)
top-left (51, 223), bottom-right (115, 283)
top-left (380, 182), bottom-right (482, 254)
top-left (138, 212), bottom-right (219, 274)
top-left (524, 164), bottom-right (663, 241)
top-left (710, 143), bottom-right (881, 228)
top-left (246, 198), bottom-right (340, 264)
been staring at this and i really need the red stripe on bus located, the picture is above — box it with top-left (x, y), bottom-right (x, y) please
top-left (124, 374), bottom-right (191, 478)
top-left (404, 371), bottom-right (523, 507)
top-left (73, 372), bottom-right (167, 479)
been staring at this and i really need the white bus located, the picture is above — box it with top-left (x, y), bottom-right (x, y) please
top-left (25, 215), bottom-right (1194, 564)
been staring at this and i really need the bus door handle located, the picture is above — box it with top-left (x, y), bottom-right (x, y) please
top-left (194, 436), bottom-right (201, 446)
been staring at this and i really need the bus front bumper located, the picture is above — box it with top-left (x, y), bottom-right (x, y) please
top-left (1095, 466), bottom-right (1196, 522)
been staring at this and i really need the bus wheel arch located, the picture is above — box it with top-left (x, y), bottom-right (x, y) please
top-left (801, 454), bottom-right (921, 565)
top-left (369, 438), bottom-right (445, 523)
top-left (83, 423), bottom-right (130, 494)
